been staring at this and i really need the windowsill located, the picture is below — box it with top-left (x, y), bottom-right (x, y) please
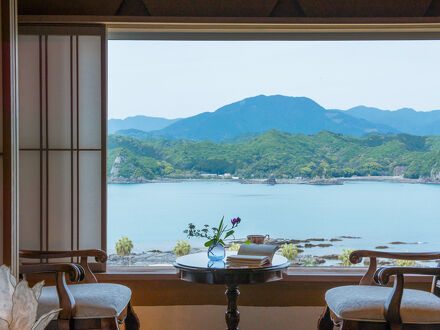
top-left (98, 267), bottom-right (434, 283)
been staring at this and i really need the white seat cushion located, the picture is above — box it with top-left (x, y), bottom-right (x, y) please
top-left (37, 283), bottom-right (132, 319)
top-left (326, 285), bottom-right (440, 324)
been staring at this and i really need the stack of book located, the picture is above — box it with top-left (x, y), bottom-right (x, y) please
top-left (226, 244), bottom-right (279, 268)
top-left (226, 254), bottom-right (271, 267)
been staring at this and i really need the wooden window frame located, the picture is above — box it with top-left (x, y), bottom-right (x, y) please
top-left (2, 0), bottom-right (19, 276)
top-left (14, 17), bottom-right (440, 280)
top-left (106, 20), bottom-right (440, 276)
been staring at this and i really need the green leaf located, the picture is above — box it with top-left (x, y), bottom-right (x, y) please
top-left (218, 216), bottom-right (224, 231)
top-left (219, 239), bottom-right (225, 246)
top-left (224, 230), bottom-right (234, 239)
top-left (204, 239), bottom-right (214, 247)
top-left (216, 217), bottom-right (224, 242)
top-left (243, 240), bottom-right (251, 245)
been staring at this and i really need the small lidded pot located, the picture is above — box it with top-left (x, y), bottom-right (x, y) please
top-left (247, 234), bottom-right (269, 244)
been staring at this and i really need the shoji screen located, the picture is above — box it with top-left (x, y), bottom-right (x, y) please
top-left (18, 26), bottom-right (107, 269)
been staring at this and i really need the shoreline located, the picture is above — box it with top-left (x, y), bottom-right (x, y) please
top-left (107, 236), bottom-right (432, 268)
top-left (108, 175), bottom-right (439, 185)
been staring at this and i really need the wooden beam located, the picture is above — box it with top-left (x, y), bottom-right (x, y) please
top-left (15, 0), bottom-right (440, 18)
top-left (296, 0), bottom-right (432, 18)
top-left (18, 0), bottom-right (123, 16)
top-left (16, 17), bottom-right (440, 41)
top-left (17, 15), bottom-right (440, 25)
top-left (115, 0), bottom-right (150, 16)
top-left (2, 0), bottom-right (19, 276)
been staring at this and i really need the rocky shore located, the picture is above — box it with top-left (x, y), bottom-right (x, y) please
top-left (107, 248), bottom-right (331, 267)
top-left (108, 236), bottom-right (429, 268)
top-left (108, 175), bottom-right (440, 185)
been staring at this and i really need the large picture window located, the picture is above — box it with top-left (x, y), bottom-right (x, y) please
top-left (107, 39), bottom-right (440, 269)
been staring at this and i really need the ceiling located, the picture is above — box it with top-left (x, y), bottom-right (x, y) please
top-left (17, 0), bottom-right (440, 18)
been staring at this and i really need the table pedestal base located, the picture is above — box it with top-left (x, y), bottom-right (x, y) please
top-left (175, 253), bottom-right (289, 330)
top-left (225, 284), bottom-right (240, 330)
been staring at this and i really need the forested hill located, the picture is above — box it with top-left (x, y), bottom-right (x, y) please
top-left (108, 130), bottom-right (440, 181)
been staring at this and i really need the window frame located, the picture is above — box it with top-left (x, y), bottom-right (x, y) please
top-left (17, 17), bottom-right (440, 279)
top-left (105, 20), bottom-right (440, 276)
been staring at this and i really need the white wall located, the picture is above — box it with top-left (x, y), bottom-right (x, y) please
top-left (132, 306), bottom-right (323, 330)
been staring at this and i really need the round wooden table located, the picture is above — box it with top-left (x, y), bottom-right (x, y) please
top-left (174, 253), bottom-right (290, 330)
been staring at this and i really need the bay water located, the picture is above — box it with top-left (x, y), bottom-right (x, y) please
top-left (108, 181), bottom-right (440, 258)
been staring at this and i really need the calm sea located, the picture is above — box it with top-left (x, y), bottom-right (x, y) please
top-left (107, 181), bottom-right (440, 256)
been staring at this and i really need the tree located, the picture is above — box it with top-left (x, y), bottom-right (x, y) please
top-left (115, 237), bottom-right (134, 256)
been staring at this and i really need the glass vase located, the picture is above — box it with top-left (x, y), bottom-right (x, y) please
top-left (207, 242), bottom-right (225, 261)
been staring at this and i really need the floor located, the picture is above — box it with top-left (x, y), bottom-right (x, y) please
top-left (132, 305), bottom-right (323, 329)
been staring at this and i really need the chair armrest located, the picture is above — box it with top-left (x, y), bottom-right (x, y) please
top-left (20, 249), bottom-right (107, 284)
top-left (20, 263), bottom-right (86, 321)
top-left (20, 249), bottom-right (108, 263)
top-left (374, 266), bottom-right (440, 286)
top-left (372, 266), bottom-right (440, 325)
top-left (350, 250), bottom-right (440, 263)
top-left (349, 250), bottom-right (440, 286)
top-left (20, 263), bottom-right (85, 283)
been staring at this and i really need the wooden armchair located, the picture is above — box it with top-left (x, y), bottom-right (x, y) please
top-left (318, 250), bottom-right (440, 330)
top-left (20, 249), bottom-right (140, 330)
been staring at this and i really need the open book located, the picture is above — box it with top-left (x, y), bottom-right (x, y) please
top-left (226, 244), bottom-right (279, 267)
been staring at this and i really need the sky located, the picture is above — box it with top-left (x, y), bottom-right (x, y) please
top-left (108, 40), bottom-right (440, 119)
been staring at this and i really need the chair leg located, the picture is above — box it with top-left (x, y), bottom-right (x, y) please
top-left (318, 305), bottom-right (334, 330)
top-left (341, 320), bottom-right (359, 330)
top-left (100, 317), bottom-right (119, 330)
top-left (125, 301), bottom-right (140, 330)
top-left (57, 318), bottom-right (72, 330)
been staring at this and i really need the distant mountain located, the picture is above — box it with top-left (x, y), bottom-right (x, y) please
top-left (114, 128), bottom-right (151, 140)
top-left (341, 106), bottom-right (440, 136)
top-left (145, 95), bottom-right (398, 141)
top-left (108, 115), bottom-right (180, 134)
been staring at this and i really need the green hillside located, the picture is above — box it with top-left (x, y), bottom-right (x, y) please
top-left (108, 130), bottom-right (440, 181)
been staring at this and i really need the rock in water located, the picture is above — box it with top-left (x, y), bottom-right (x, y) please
top-left (265, 177), bottom-right (277, 185)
